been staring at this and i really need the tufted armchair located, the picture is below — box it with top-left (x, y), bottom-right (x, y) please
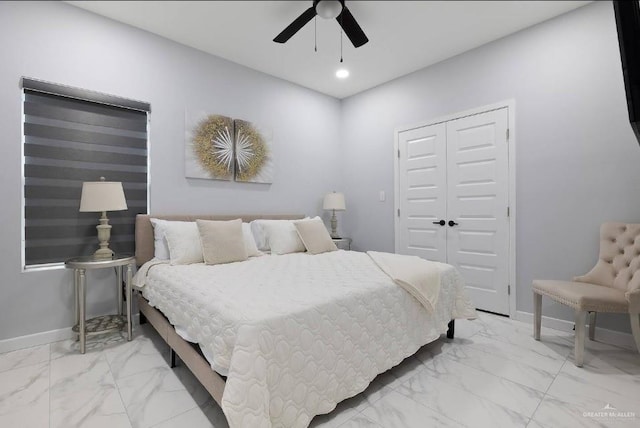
top-left (532, 222), bottom-right (640, 367)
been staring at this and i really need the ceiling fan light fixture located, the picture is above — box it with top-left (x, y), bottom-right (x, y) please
top-left (316, 0), bottom-right (343, 19)
top-left (273, 0), bottom-right (368, 48)
top-left (336, 68), bottom-right (349, 79)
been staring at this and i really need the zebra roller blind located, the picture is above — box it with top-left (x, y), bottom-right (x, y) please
top-left (22, 78), bottom-right (149, 267)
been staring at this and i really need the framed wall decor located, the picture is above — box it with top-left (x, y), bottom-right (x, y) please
top-left (185, 112), bottom-right (273, 184)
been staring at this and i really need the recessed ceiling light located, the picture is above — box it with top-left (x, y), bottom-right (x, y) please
top-left (336, 69), bottom-right (349, 79)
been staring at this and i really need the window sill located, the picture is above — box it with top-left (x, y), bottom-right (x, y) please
top-left (22, 262), bottom-right (66, 273)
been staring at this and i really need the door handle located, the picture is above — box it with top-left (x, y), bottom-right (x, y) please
top-left (448, 220), bottom-right (459, 227)
top-left (432, 220), bottom-right (446, 226)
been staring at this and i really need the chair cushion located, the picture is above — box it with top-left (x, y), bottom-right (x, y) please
top-left (532, 280), bottom-right (629, 313)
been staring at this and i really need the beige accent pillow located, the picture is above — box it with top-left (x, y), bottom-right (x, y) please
top-left (294, 217), bottom-right (338, 255)
top-left (196, 219), bottom-right (248, 265)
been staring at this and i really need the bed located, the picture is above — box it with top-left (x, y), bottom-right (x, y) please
top-left (132, 214), bottom-right (476, 428)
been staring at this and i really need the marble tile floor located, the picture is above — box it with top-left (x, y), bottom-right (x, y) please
top-left (0, 312), bottom-right (638, 428)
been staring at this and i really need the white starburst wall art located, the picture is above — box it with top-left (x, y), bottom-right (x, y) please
top-left (233, 119), bottom-right (274, 184)
top-left (185, 112), bottom-right (274, 184)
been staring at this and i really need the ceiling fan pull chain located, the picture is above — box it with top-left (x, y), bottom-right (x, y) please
top-left (314, 16), bottom-right (317, 52)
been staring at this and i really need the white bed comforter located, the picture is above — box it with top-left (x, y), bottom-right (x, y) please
top-left (139, 251), bottom-right (476, 428)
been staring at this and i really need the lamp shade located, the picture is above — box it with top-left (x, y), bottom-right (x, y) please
top-left (323, 192), bottom-right (346, 211)
top-left (79, 179), bottom-right (128, 212)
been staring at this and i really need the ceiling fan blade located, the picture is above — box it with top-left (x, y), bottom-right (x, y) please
top-left (336, 6), bottom-right (368, 48)
top-left (273, 7), bottom-right (317, 43)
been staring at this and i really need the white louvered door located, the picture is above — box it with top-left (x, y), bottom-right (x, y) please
top-left (396, 107), bottom-right (511, 315)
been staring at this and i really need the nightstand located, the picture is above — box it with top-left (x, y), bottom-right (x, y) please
top-left (332, 237), bottom-right (352, 250)
top-left (65, 254), bottom-right (135, 353)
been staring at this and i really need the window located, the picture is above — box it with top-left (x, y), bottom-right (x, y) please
top-left (22, 78), bottom-right (150, 268)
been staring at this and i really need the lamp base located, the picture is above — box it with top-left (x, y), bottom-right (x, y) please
top-left (94, 212), bottom-right (114, 259)
top-left (93, 247), bottom-right (115, 259)
top-left (330, 210), bottom-right (341, 239)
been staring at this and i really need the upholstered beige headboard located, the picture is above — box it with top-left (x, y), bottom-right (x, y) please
top-left (135, 214), bottom-right (305, 266)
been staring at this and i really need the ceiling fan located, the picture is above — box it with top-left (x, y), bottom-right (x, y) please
top-left (273, 0), bottom-right (369, 48)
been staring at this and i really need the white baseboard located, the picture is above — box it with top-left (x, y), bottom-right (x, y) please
top-left (0, 327), bottom-right (74, 354)
top-left (514, 310), bottom-right (636, 350)
top-left (0, 314), bottom-right (140, 354)
top-left (0, 311), bottom-right (632, 354)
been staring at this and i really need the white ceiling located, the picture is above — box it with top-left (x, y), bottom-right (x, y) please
top-left (67, 1), bottom-right (591, 99)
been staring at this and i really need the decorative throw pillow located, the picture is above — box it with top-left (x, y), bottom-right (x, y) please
top-left (263, 220), bottom-right (306, 255)
top-left (242, 222), bottom-right (261, 257)
top-left (150, 218), bottom-right (170, 260)
top-left (197, 219), bottom-right (248, 265)
top-left (294, 217), bottom-right (338, 255)
top-left (163, 221), bottom-right (204, 265)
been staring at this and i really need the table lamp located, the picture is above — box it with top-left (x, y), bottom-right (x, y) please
top-left (323, 191), bottom-right (346, 239)
top-left (79, 177), bottom-right (128, 258)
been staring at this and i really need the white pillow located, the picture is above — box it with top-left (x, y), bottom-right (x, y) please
top-left (163, 221), bottom-right (204, 265)
top-left (242, 223), bottom-right (261, 257)
top-left (149, 218), bottom-right (170, 260)
top-left (250, 220), bottom-right (272, 251)
top-left (263, 221), bottom-right (306, 255)
top-left (250, 218), bottom-right (309, 251)
top-left (197, 219), bottom-right (248, 265)
top-left (294, 217), bottom-right (338, 255)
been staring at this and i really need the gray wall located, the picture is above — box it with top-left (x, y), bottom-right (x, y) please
top-left (0, 1), bottom-right (342, 340)
top-left (341, 1), bottom-right (640, 333)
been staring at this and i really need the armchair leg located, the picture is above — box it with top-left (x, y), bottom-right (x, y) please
top-left (574, 310), bottom-right (587, 367)
top-left (630, 313), bottom-right (640, 354)
top-left (533, 292), bottom-right (542, 341)
top-left (588, 312), bottom-right (596, 341)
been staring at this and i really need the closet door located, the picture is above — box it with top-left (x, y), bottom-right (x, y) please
top-left (397, 123), bottom-right (448, 262)
top-left (446, 108), bottom-right (510, 315)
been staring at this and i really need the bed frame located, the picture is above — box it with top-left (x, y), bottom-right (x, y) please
top-left (133, 213), bottom-right (455, 409)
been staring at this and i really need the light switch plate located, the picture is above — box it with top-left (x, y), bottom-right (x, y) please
top-left (379, 191), bottom-right (386, 202)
